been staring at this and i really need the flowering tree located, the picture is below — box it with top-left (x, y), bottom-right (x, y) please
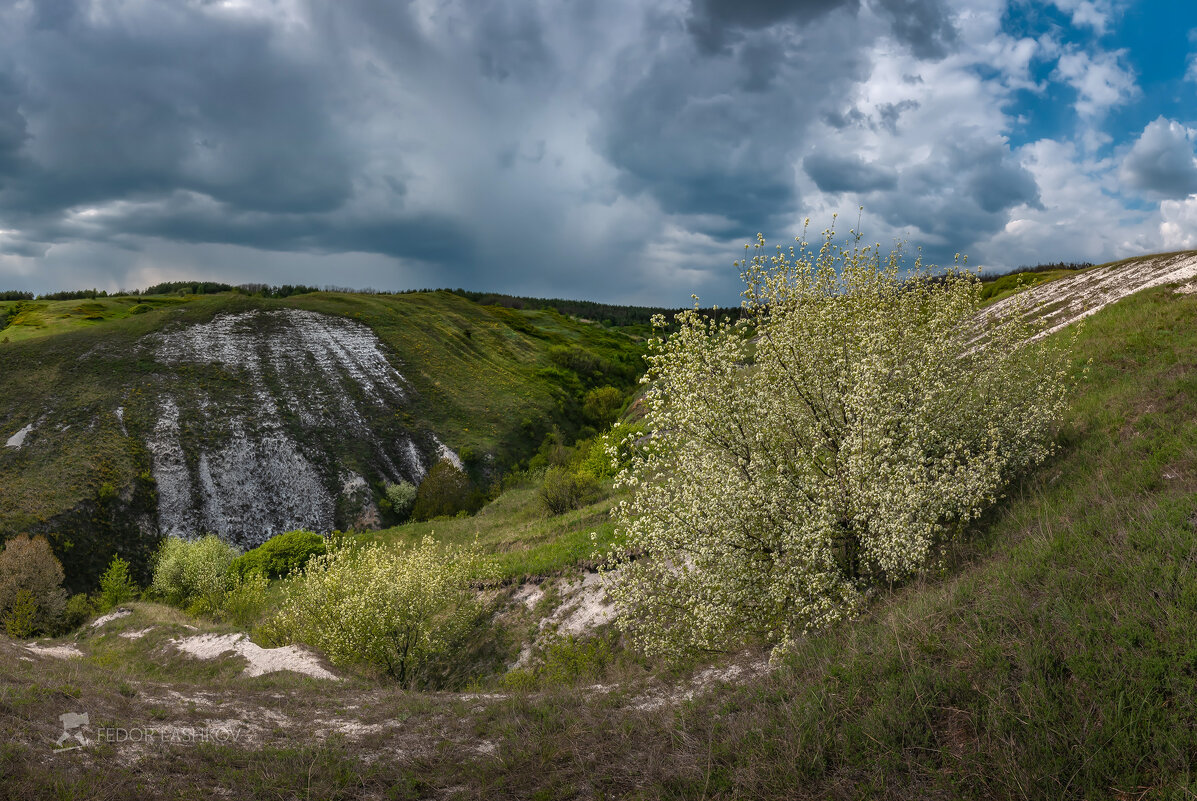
top-left (607, 226), bottom-right (1076, 659)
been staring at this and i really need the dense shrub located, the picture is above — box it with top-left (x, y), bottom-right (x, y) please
top-left (229, 530), bottom-right (326, 581)
top-left (62, 593), bottom-right (96, 631)
top-left (215, 573), bottom-right (270, 628)
top-left (0, 534), bottom-right (68, 636)
top-left (4, 590), bottom-right (38, 637)
top-left (538, 466), bottom-right (598, 515)
top-left (577, 421), bottom-right (643, 479)
top-left (98, 555), bottom-right (140, 610)
top-left (412, 460), bottom-right (476, 520)
top-left (383, 481), bottom-right (418, 521)
top-left (609, 228), bottom-right (1076, 659)
top-left (582, 386), bottom-right (625, 424)
top-left (269, 538), bottom-right (492, 686)
top-left (548, 344), bottom-right (604, 377)
top-left (150, 535), bottom-right (239, 613)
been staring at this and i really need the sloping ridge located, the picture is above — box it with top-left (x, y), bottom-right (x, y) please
top-left (980, 250), bottom-right (1197, 335)
top-left (143, 308), bottom-right (454, 547)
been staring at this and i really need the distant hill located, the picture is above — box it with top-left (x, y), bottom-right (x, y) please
top-left (0, 290), bottom-right (647, 590)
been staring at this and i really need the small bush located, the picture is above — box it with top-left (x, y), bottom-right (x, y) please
top-left (4, 589), bottom-right (38, 638)
top-left (577, 421), bottom-right (643, 479)
top-left (150, 535), bottom-right (238, 613)
top-left (538, 466), bottom-right (598, 515)
top-left (500, 632), bottom-right (616, 690)
top-left (539, 633), bottom-right (614, 685)
top-left (229, 530), bottom-right (326, 581)
top-left (384, 481), bottom-right (418, 521)
top-left (412, 459), bottom-right (476, 521)
top-left (582, 386), bottom-right (624, 425)
top-left (98, 555), bottom-right (140, 610)
top-left (216, 572), bottom-right (270, 628)
top-left (62, 593), bottom-right (96, 631)
top-left (269, 537), bottom-right (492, 686)
top-left (0, 534), bottom-right (68, 635)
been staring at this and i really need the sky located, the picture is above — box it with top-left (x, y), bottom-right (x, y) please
top-left (1, 0), bottom-right (1197, 305)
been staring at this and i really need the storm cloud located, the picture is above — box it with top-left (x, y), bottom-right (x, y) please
top-left (0, 0), bottom-right (1187, 303)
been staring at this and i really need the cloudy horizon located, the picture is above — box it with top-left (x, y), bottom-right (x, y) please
top-left (1, 0), bottom-right (1195, 305)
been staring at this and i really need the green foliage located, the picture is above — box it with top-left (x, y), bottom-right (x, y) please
top-left (61, 593), bottom-right (96, 630)
top-left (269, 537), bottom-right (493, 686)
top-left (215, 572), bottom-right (270, 628)
top-left (3, 589), bottom-right (38, 638)
top-left (582, 386), bottom-right (624, 425)
top-left (539, 633), bottom-right (614, 685)
top-left (577, 421), bottom-right (642, 479)
top-left (229, 530), bottom-right (326, 581)
top-left (549, 344), bottom-right (604, 378)
top-left (610, 229), bottom-right (1077, 660)
top-left (0, 287), bottom-right (647, 594)
top-left (412, 460), bottom-right (476, 521)
top-left (0, 534), bottom-right (68, 635)
top-left (500, 632), bottom-right (616, 690)
top-left (150, 535), bottom-right (239, 612)
top-left (383, 482), bottom-right (418, 521)
top-left (538, 467), bottom-right (598, 515)
top-left (98, 555), bottom-right (139, 610)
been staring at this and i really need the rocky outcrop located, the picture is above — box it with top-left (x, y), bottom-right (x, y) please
top-left (144, 309), bottom-right (454, 547)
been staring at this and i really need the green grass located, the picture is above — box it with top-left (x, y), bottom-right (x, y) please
top-left (1, 276), bottom-right (1194, 798)
top-left (360, 477), bottom-right (620, 581)
top-left (0, 294), bottom-right (192, 344)
top-left (979, 268), bottom-right (1078, 303)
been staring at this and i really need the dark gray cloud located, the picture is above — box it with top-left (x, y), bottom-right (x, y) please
top-left (686, 0), bottom-right (854, 52)
top-left (5, 2), bottom-right (353, 216)
top-left (686, 0), bottom-right (957, 60)
top-left (599, 10), bottom-right (871, 236)
top-left (0, 0), bottom-right (1085, 304)
top-left (803, 153), bottom-right (898, 193)
top-left (875, 0), bottom-right (958, 60)
top-left (873, 139), bottom-right (1041, 248)
top-left (1121, 117), bottom-right (1197, 199)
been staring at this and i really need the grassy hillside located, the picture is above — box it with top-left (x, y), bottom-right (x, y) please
top-left (441, 282), bottom-right (1197, 798)
top-left (0, 289), bottom-right (646, 589)
top-left (0, 275), bottom-right (1194, 798)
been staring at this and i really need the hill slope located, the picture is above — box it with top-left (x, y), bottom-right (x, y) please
top-left (0, 253), bottom-right (1194, 797)
top-left (0, 290), bottom-right (645, 588)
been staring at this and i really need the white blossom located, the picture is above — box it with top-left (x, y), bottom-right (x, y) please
top-left (606, 228), bottom-right (1076, 660)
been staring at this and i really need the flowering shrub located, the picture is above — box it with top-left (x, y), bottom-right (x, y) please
top-left (269, 537), bottom-right (492, 685)
top-left (578, 421), bottom-right (643, 479)
top-left (383, 481), bottom-right (418, 521)
top-left (607, 225), bottom-right (1077, 659)
top-left (150, 534), bottom-right (238, 613)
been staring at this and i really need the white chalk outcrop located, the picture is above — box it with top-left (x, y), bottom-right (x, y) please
top-left (145, 309), bottom-right (458, 546)
top-left (980, 251), bottom-right (1197, 338)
